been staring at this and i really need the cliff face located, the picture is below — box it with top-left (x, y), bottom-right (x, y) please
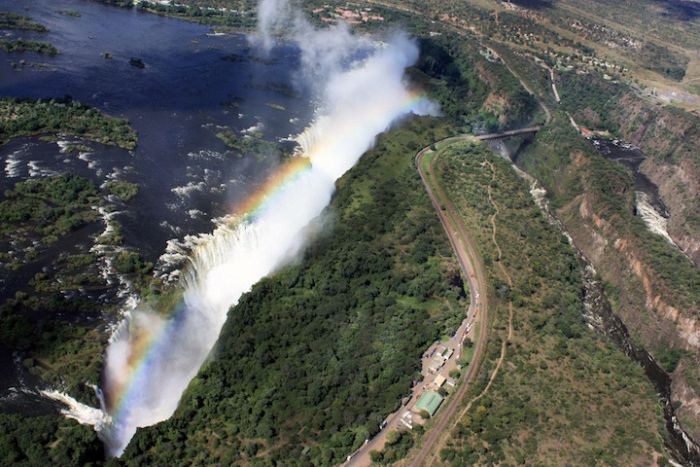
top-left (572, 193), bottom-right (700, 349)
top-left (608, 93), bottom-right (700, 266)
top-left (559, 73), bottom-right (700, 266)
top-left (561, 153), bottom-right (700, 441)
top-left (519, 130), bottom-right (700, 444)
top-left (641, 155), bottom-right (700, 265)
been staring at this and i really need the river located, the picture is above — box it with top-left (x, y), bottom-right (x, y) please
top-left (0, 0), bottom-right (312, 404)
top-left (1, 0), bottom-right (435, 456)
top-left (502, 135), bottom-right (700, 466)
top-left (0, 0), bottom-right (314, 261)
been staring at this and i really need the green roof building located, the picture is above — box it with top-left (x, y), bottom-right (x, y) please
top-left (414, 390), bottom-right (444, 417)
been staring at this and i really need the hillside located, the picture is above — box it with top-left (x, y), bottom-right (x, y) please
top-left (419, 141), bottom-right (669, 466)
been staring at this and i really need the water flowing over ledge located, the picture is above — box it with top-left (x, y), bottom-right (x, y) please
top-left (40, 10), bottom-right (439, 455)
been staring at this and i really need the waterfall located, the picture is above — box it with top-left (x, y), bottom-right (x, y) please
top-left (87, 31), bottom-right (438, 457)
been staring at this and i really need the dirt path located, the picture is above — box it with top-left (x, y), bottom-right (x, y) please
top-left (409, 158), bottom-right (515, 466)
top-left (451, 161), bottom-right (514, 430)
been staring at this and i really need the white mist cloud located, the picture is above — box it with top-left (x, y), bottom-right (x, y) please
top-left (98, 0), bottom-right (439, 457)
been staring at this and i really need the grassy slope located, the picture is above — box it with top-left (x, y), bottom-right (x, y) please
top-left (432, 142), bottom-right (668, 465)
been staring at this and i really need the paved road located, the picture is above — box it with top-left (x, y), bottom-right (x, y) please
top-left (406, 144), bottom-right (491, 467)
top-left (342, 140), bottom-right (490, 467)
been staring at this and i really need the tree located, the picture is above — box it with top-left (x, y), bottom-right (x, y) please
top-left (385, 430), bottom-right (401, 446)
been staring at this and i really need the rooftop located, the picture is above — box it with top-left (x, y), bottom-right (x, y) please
top-left (415, 391), bottom-right (444, 417)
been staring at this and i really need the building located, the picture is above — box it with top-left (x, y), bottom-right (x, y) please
top-left (428, 358), bottom-right (444, 373)
top-left (414, 391), bottom-right (444, 418)
top-left (433, 374), bottom-right (446, 389)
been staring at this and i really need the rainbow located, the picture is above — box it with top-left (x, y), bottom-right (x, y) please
top-left (103, 87), bottom-right (432, 453)
top-left (231, 88), bottom-right (430, 222)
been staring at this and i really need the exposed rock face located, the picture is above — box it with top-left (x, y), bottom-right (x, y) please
top-left (561, 75), bottom-right (700, 267)
top-left (549, 150), bottom-right (700, 444)
top-left (673, 361), bottom-right (700, 440)
top-left (641, 156), bottom-right (700, 265)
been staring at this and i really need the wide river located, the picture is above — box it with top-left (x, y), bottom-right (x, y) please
top-left (0, 0), bottom-right (312, 401)
top-left (0, 0), bottom-right (314, 258)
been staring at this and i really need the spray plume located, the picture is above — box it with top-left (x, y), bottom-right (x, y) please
top-left (91, 0), bottom-right (438, 456)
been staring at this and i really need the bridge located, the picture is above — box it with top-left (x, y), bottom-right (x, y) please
top-left (475, 126), bottom-right (541, 140)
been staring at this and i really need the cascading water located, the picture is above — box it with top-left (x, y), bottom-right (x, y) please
top-left (80, 5), bottom-right (440, 456)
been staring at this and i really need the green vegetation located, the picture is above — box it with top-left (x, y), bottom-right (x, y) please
top-left (120, 117), bottom-right (467, 465)
top-left (432, 142), bottom-right (668, 465)
top-left (559, 71), bottom-right (700, 166)
top-left (60, 10), bottom-right (82, 17)
top-left (0, 98), bottom-right (137, 149)
top-left (92, 0), bottom-right (134, 7)
top-left (0, 39), bottom-right (58, 56)
top-left (518, 115), bottom-right (700, 357)
top-left (62, 143), bottom-right (94, 154)
top-left (657, 348), bottom-right (693, 374)
top-left (0, 175), bottom-right (108, 399)
top-left (0, 174), bottom-right (150, 402)
top-left (637, 41), bottom-right (688, 81)
top-left (372, 427), bottom-right (422, 465)
top-left (113, 250), bottom-right (152, 276)
top-left (0, 293), bottom-right (108, 403)
top-left (136, 1), bottom-right (257, 31)
top-left (1, 2), bottom-right (695, 463)
top-left (0, 12), bottom-right (48, 31)
top-left (0, 413), bottom-right (102, 465)
top-left (410, 35), bottom-right (540, 130)
top-left (0, 174), bottom-right (100, 247)
top-left (105, 180), bottom-right (139, 202)
top-left (216, 129), bottom-right (276, 156)
top-left (410, 37), bottom-right (489, 124)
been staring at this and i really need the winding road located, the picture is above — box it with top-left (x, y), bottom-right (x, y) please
top-left (343, 137), bottom-right (490, 467)
top-left (343, 129), bottom-right (534, 467)
top-left (406, 142), bottom-right (491, 467)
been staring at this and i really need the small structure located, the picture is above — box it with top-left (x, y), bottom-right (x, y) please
top-left (433, 374), bottom-right (446, 389)
top-left (414, 391), bottom-right (444, 418)
top-left (443, 348), bottom-right (454, 361)
top-left (428, 359), bottom-right (444, 373)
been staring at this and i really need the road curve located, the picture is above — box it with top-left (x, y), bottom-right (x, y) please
top-left (345, 133), bottom-right (529, 466)
top-left (405, 142), bottom-right (491, 467)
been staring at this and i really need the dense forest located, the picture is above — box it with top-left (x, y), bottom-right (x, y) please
top-left (117, 117), bottom-right (468, 465)
top-left (0, 413), bottom-right (103, 465)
